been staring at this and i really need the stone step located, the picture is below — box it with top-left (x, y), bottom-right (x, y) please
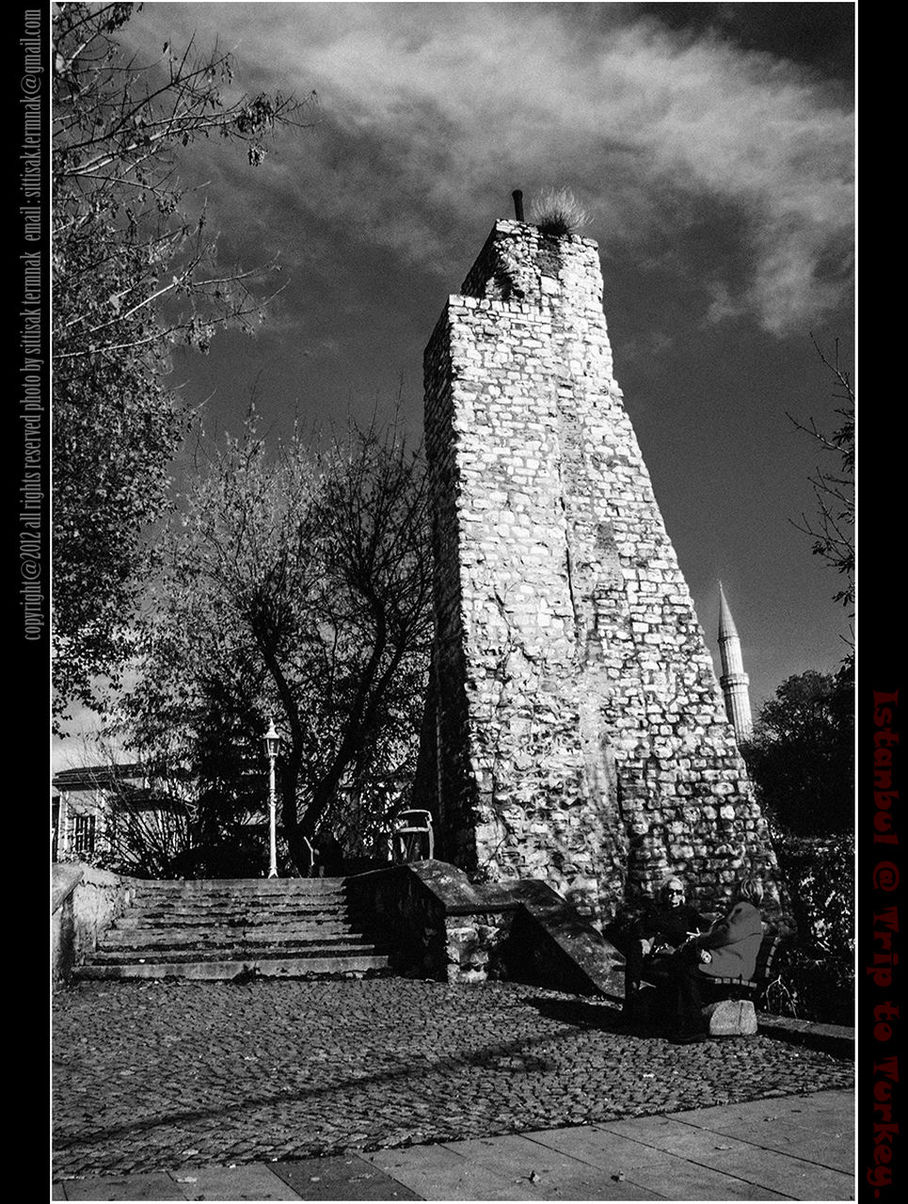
top-left (88, 941), bottom-right (387, 965)
top-left (121, 898), bottom-right (352, 913)
top-left (91, 946), bottom-right (383, 966)
top-left (115, 900), bottom-right (349, 915)
top-left (125, 898), bottom-right (351, 915)
top-left (74, 953), bottom-right (392, 980)
top-left (131, 894), bottom-right (349, 908)
top-left (132, 877), bottom-right (347, 895)
top-left (100, 925), bottom-right (364, 948)
top-left (131, 887), bottom-right (349, 901)
top-left (115, 909), bottom-right (353, 929)
top-left (133, 888), bottom-right (350, 902)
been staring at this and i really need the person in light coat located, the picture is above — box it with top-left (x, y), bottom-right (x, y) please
top-left (667, 877), bottom-right (764, 1043)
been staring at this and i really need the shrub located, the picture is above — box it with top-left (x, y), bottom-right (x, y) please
top-left (764, 831), bottom-right (854, 1024)
top-left (528, 187), bottom-right (591, 236)
top-left (763, 942), bottom-right (854, 1026)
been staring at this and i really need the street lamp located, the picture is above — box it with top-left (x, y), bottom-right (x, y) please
top-left (263, 718), bottom-right (281, 878)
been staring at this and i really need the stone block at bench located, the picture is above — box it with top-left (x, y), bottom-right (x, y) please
top-left (703, 998), bottom-right (758, 1037)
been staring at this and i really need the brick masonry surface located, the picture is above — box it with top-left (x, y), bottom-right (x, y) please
top-left (421, 220), bottom-right (781, 924)
top-left (53, 980), bottom-right (852, 1180)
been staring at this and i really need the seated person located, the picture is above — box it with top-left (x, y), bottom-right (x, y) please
top-left (624, 877), bottom-right (708, 1016)
top-left (665, 876), bottom-right (765, 1042)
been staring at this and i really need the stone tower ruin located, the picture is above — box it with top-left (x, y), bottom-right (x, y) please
top-left (419, 219), bottom-right (781, 925)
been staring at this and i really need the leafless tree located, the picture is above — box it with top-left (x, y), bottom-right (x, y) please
top-left (120, 412), bottom-right (434, 876)
top-left (52, 3), bottom-right (316, 723)
top-left (788, 337), bottom-right (854, 637)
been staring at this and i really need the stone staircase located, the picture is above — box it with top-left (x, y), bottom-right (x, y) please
top-left (74, 878), bottom-right (393, 981)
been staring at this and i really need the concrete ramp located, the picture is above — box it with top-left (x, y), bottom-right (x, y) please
top-left (505, 878), bottom-right (625, 999)
top-left (349, 859), bottom-right (625, 996)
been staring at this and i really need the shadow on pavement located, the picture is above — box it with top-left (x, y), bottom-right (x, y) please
top-left (55, 1022), bottom-right (605, 1153)
top-left (523, 995), bottom-right (661, 1037)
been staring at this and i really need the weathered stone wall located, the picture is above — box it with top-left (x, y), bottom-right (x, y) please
top-left (421, 219), bottom-right (781, 926)
top-left (52, 862), bottom-right (138, 986)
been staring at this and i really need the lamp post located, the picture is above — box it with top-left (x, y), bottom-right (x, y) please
top-left (263, 718), bottom-right (281, 878)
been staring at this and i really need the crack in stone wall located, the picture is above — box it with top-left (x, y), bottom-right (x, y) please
top-left (420, 220), bottom-right (782, 926)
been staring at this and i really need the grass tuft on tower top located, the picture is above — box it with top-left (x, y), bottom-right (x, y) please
top-left (528, 187), bottom-right (591, 236)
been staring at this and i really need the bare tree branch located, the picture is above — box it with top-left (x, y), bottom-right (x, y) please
top-left (787, 336), bottom-right (854, 633)
top-left (118, 412), bottom-right (433, 875)
top-left (52, 4), bottom-right (313, 723)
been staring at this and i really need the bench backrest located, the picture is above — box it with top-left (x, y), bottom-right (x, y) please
top-left (753, 928), bottom-right (783, 985)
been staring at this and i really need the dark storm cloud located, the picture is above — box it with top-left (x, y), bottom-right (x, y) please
top-left (133, 2), bottom-right (853, 335)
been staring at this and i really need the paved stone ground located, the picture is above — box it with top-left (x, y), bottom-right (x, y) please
top-left (53, 979), bottom-right (853, 1182)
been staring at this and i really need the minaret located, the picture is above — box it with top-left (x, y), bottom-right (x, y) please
top-left (718, 582), bottom-right (753, 742)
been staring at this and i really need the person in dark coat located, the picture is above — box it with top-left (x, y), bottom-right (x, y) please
top-left (666, 877), bottom-right (765, 1042)
top-left (624, 877), bottom-right (709, 1017)
top-left (314, 831), bottom-right (345, 878)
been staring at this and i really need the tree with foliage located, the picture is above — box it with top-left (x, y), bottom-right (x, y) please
top-left (118, 414), bottom-right (434, 876)
top-left (740, 663), bottom-right (854, 836)
top-left (746, 664), bottom-right (855, 1022)
top-left (750, 341), bottom-right (856, 1023)
top-left (52, 3), bottom-right (314, 725)
top-left (789, 338), bottom-right (855, 634)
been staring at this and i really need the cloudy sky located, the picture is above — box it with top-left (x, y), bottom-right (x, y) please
top-left (55, 1), bottom-right (855, 765)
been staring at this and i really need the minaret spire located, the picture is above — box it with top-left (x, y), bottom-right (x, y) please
top-left (717, 582), bottom-right (753, 743)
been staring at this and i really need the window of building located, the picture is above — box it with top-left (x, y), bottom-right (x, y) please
top-left (73, 814), bottom-right (96, 856)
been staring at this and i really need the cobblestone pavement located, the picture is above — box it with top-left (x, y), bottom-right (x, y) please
top-left (53, 979), bottom-right (853, 1181)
